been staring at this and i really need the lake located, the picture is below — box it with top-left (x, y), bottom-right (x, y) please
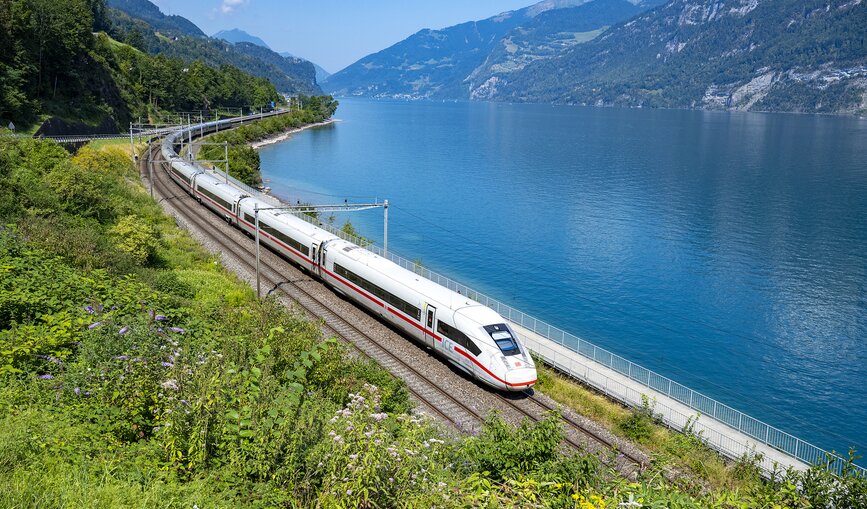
top-left (259, 98), bottom-right (867, 458)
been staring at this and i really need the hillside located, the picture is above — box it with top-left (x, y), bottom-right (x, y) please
top-left (280, 51), bottom-right (331, 84)
top-left (326, 0), bottom-right (866, 114)
top-left (489, 0), bottom-right (867, 113)
top-left (106, 0), bottom-right (205, 37)
top-left (229, 42), bottom-right (318, 93)
top-left (107, 2), bottom-right (322, 95)
top-left (214, 28), bottom-right (270, 49)
top-left (467, 0), bottom-right (659, 99)
top-left (213, 28), bottom-right (329, 88)
top-left (324, 0), bottom-right (657, 99)
top-left (323, 4), bottom-right (536, 99)
top-left (0, 0), bottom-right (281, 131)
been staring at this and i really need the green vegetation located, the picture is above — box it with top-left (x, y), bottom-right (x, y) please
top-left (105, 1), bottom-right (320, 96)
top-left (198, 96), bottom-right (338, 186)
top-left (534, 364), bottom-right (867, 507)
top-left (339, 219), bottom-right (374, 248)
top-left (1, 135), bottom-right (866, 506)
top-left (0, 0), bottom-right (281, 131)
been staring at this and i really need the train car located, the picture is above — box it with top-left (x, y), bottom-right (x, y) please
top-left (193, 173), bottom-right (249, 223)
top-left (321, 238), bottom-right (537, 391)
top-left (167, 160), bottom-right (202, 193)
top-left (236, 201), bottom-right (340, 272)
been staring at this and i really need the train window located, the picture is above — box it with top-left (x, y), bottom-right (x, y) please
top-left (172, 169), bottom-right (191, 185)
top-left (260, 222), bottom-right (310, 257)
top-left (438, 320), bottom-right (481, 356)
top-left (198, 187), bottom-right (230, 210)
top-left (484, 324), bottom-right (521, 356)
top-left (334, 264), bottom-right (421, 321)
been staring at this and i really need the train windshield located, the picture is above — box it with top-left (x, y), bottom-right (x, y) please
top-left (484, 324), bottom-right (521, 356)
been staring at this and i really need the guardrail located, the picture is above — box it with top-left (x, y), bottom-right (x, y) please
top-left (167, 113), bottom-right (864, 478)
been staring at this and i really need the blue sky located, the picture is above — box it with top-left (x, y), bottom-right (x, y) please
top-left (150, 0), bottom-right (536, 73)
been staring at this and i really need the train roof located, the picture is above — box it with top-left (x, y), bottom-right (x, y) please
top-left (198, 173), bottom-right (249, 199)
top-left (329, 239), bottom-right (483, 313)
top-left (240, 201), bottom-right (341, 243)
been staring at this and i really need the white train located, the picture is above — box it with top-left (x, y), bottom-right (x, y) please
top-left (160, 123), bottom-right (537, 391)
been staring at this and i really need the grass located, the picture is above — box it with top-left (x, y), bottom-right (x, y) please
top-left (87, 138), bottom-right (146, 155)
top-left (535, 364), bottom-right (763, 490)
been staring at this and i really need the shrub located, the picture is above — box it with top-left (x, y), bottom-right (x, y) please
top-left (110, 215), bottom-right (159, 265)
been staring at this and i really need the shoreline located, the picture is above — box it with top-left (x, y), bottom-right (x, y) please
top-left (249, 118), bottom-right (338, 149)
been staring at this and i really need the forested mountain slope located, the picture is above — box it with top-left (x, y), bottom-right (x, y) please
top-left (106, 0), bottom-right (204, 37)
top-left (323, 7), bottom-right (533, 99)
top-left (324, 0), bottom-right (660, 99)
top-left (107, 0), bottom-right (321, 95)
top-left (467, 0), bottom-right (661, 99)
top-left (491, 0), bottom-right (867, 113)
top-left (327, 0), bottom-right (865, 114)
top-left (214, 28), bottom-right (270, 49)
top-left (0, 0), bottom-right (280, 131)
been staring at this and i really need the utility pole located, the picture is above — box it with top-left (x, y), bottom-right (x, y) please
top-left (383, 200), bottom-right (389, 257)
top-left (187, 114), bottom-right (193, 161)
top-left (148, 142), bottom-right (154, 199)
top-left (129, 122), bottom-right (134, 164)
top-left (255, 203), bottom-right (261, 299)
top-left (224, 141), bottom-right (229, 183)
top-left (250, 202), bottom-right (388, 299)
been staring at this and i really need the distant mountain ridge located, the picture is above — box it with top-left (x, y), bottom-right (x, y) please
top-left (106, 0), bottom-right (205, 37)
top-left (213, 28), bottom-right (271, 49)
top-left (489, 0), bottom-right (867, 113)
top-left (280, 52), bottom-right (331, 84)
top-left (324, 4), bottom-right (536, 99)
top-left (324, 0), bottom-right (660, 99)
top-left (467, 0), bottom-right (655, 100)
top-left (212, 27), bottom-right (332, 86)
top-left (326, 0), bottom-right (867, 114)
top-left (106, 2), bottom-right (321, 95)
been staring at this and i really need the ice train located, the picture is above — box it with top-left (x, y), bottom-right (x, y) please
top-left (159, 123), bottom-right (536, 391)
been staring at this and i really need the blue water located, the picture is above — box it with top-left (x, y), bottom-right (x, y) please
top-left (259, 98), bottom-right (867, 458)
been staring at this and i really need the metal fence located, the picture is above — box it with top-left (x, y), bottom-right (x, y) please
top-left (173, 118), bottom-right (865, 478)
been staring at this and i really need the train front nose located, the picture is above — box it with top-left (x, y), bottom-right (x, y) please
top-left (505, 366), bottom-right (537, 390)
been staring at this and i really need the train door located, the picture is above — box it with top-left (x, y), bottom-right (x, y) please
top-left (424, 305), bottom-right (437, 348)
top-left (319, 243), bottom-right (329, 278)
top-left (231, 199), bottom-right (240, 226)
top-left (311, 242), bottom-right (321, 276)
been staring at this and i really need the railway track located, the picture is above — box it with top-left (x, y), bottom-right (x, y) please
top-left (142, 141), bottom-right (647, 476)
top-left (146, 148), bottom-right (484, 430)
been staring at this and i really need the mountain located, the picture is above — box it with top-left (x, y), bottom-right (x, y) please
top-left (106, 0), bottom-right (205, 37)
top-left (106, 1), bottom-right (321, 95)
top-left (325, 0), bottom-right (656, 99)
top-left (213, 28), bottom-right (271, 49)
top-left (212, 28), bottom-right (330, 90)
top-left (326, 0), bottom-right (865, 114)
top-left (466, 0), bottom-right (657, 99)
top-left (213, 28), bottom-right (331, 92)
top-left (0, 0), bottom-right (281, 130)
top-left (229, 42), bottom-right (318, 93)
top-left (281, 52), bottom-right (331, 84)
top-left (490, 0), bottom-right (867, 114)
top-left (323, 6), bottom-right (532, 99)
